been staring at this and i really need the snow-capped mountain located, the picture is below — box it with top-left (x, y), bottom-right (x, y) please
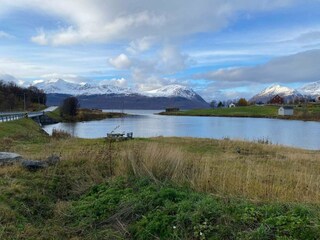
top-left (33, 78), bottom-right (210, 109)
top-left (33, 79), bottom-right (200, 100)
top-left (34, 79), bottom-right (80, 94)
top-left (144, 85), bottom-right (198, 100)
top-left (250, 84), bottom-right (304, 103)
top-left (33, 79), bottom-right (134, 96)
top-left (300, 81), bottom-right (320, 97)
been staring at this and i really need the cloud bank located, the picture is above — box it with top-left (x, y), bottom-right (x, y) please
top-left (0, 0), bottom-right (297, 46)
top-left (196, 49), bottom-right (320, 84)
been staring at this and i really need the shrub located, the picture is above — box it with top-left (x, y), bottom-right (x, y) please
top-left (52, 129), bottom-right (72, 139)
top-left (237, 98), bottom-right (248, 106)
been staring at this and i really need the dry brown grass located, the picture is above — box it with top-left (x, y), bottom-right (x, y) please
top-left (52, 129), bottom-right (72, 139)
top-left (118, 138), bottom-right (320, 203)
top-left (6, 136), bottom-right (320, 203)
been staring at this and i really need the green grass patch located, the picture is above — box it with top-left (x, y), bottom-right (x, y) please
top-left (164, 106), bottom-right (279, 117)
top-left (161, 104), bottom-right (320, 121)
top-left (2, 173), bottom-right (319, 239)
top-left (0, 118), bottom-right (48, 150)
top-left (45, 107), bottom-right (63, 122)
top-left (47, 107), bottom-right (125, 122)
top-left (65, 177), bottom-right (320, 239)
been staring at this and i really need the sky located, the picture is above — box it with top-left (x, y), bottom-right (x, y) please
top-left (0, 0), bottom-right (320, 101)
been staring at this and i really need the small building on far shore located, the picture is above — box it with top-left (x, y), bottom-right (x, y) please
top-left (270, 95), bottom-right (284, 105)
top-left (278, 106), bottom-right (294, 116)
top-left (228, 103), bottom-right (236, 108)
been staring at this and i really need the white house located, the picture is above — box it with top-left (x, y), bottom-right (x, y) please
top-left (278, 106), bottom-right (294, 116)
top-left (229, 103), bottom-right (236, 108)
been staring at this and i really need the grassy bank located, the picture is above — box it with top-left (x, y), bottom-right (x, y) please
top-left (162, 105), bottom-right (279, 117)
top-left (1, 119), bottom-right (320, 238)
top-left (160, 104), bottom-right (320, 121)
top-left (47, 107), bottom-right (126, 122)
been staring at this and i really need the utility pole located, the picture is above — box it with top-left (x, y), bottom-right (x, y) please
top-left (24, 93), bottom-right (26, 112)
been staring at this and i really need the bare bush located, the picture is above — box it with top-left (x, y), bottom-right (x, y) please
top-left (52, 129), bottom-right (72, 139)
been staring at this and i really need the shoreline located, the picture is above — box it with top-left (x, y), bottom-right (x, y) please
top-left (159, 111), bottom-right (320, 122)
top-left (46, 107), bottom-right (127, 123)
top-left (158, 104), bottom-right (320, 122)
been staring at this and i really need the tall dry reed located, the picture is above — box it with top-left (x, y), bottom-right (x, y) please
top-left (116, 139), bottom-right (320, 203)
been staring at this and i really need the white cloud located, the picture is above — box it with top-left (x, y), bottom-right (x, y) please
top-left (113, 45), bottom-right (189, 90)
top-left (0, 0), bottom-right (298, 46)
top-left (131, 67), bottom-right (178, 91)
top-left (32, 79), bottom-right (44, 84)
top-left (109, 54), bottom-right (132, 69)
top-left (31, 29), bottom-right (48, 45)
top-left (0, 31), bottom-right (13, 39)
top-left (0, 73), bottom-right (25, 85)
top-left (100, 78), bottom-right (128, 88)
top-left (157, 45), bottom-right (189, 73)
top-left (195, 49), bottom-right (320, 84)
top-left (39, 73), bottom-right (89, 83)
top-left (0, 73), bottom-right (18, 82)
top-left (0, 57), bottom-right (85, 80)
top-left (127, 36), bottom-right (156, 54)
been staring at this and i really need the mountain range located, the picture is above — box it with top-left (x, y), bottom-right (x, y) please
top-left (33, 79), bottom-right (210, 109)
top-left (2, 77), bottom-right (320, 108)
top-left (249, 85), bottom-right (304, 103)
top-left (250, 81), bottom-right (320, 103)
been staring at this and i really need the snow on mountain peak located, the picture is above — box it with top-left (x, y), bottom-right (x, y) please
top-left (145, 85), bottom-right (198, 99)
top-left (32, 79), bottom-right (200, 99)
top-left (260, 84), bottom-right (297, 96)
top-left (300, 80), bottom-right (320, 96)
top-left (250, 84), bottom-right (303, 103)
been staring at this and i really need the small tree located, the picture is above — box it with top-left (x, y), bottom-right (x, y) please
top-left (217, 101), bottom-right (224, 108)
top-left (237, 98), bottom-right (248, 106)
top-left (210, 100), bottom-right (217, 108)
top-left (60, 96), bottom-right (79, 117)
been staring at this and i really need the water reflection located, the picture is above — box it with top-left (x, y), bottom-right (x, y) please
top-left (43, 109), bottom-right (320, 150)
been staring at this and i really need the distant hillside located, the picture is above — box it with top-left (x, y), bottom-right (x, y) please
top-left (300, 81), bottom-right (320, 97)
top-left (34, 79), bottom-right (209, 109)
top-left (46, 93), bottom-right (210, 110)
top-left (250, 84), bottom-right (304, 103)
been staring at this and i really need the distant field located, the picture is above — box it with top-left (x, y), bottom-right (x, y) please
top-left (176, 105), bottom-right (278, 117)
top-left (161, 104), bottom-right (320, 121)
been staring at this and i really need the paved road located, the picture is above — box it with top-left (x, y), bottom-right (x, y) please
top-left (0, 106), bottom-right (58, 123)
top-left (43, 106), bottom-right (58, 112)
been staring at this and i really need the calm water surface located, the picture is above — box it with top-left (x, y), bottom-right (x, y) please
top-left (43, 109), bottom-right (320, 150)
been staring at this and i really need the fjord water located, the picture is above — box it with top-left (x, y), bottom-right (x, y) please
top-left (43, 110), bottom-right (320, 150)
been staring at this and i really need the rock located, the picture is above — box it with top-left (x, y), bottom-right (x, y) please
top-left (45, 154), bottom-right (60, 166)
top-left (21, 160), bottom-right (48, 171)
top-left (1, 152), bottom-right (60, 170)
top-left (0, 152), bottom-right (23, 166)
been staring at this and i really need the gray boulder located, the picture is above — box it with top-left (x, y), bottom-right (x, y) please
top-left (21, 160), bottom-right (48, 171)
top-left (0, 152), bottom-right (23, 166)
top-left (45, 154), bottom-right (60, 166)
top-left (1, 152), bottom-right (61, 171)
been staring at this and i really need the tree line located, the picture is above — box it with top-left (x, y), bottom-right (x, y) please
top-left (0, 80), bottom-right (46, 111)
top-left (210, 98), bottom-right (249, 108)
